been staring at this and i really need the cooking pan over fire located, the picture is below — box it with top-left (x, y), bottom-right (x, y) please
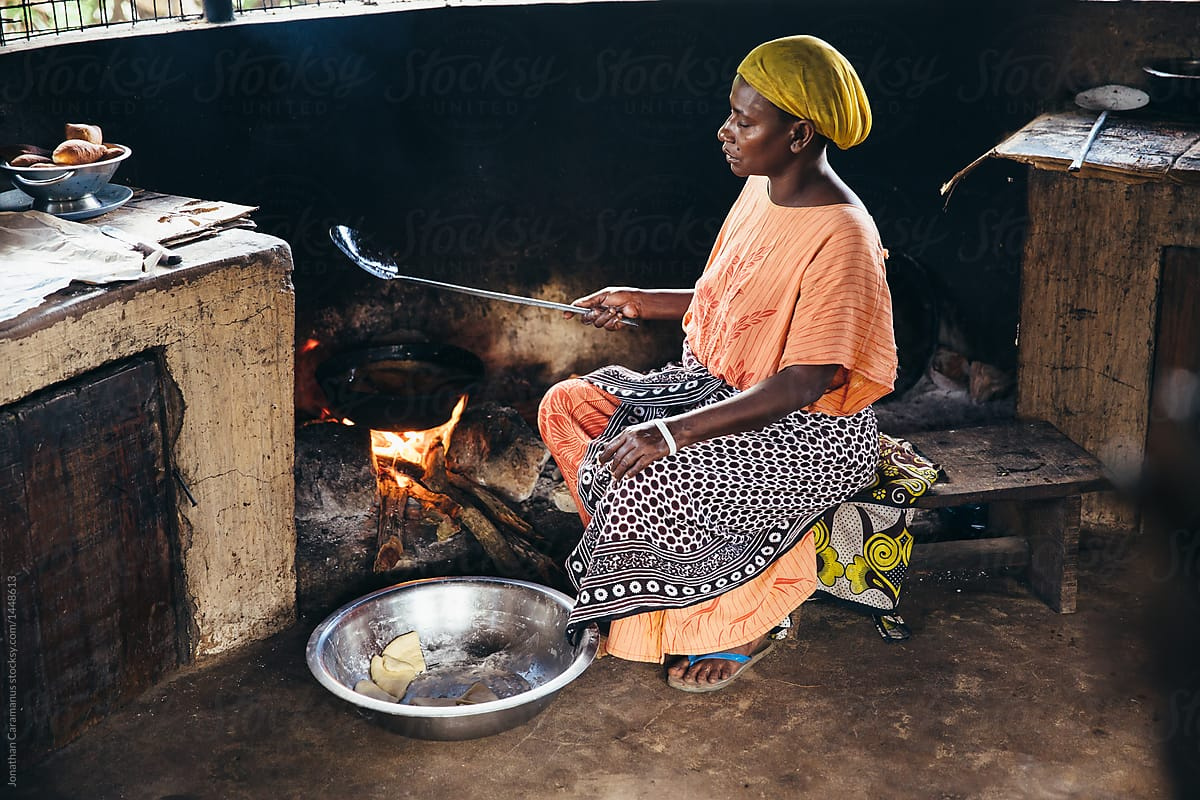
top-left (317, 343), bottom-right (484, 431)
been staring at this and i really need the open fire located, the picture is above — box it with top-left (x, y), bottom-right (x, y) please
top-left (291, 332), bottom-right (569, 611)
top-left (361, 394), bottom-right (558, 586)
top-left (370, 395), bottom-right (467, 490)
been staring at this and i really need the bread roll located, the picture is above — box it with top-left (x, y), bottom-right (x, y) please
top-left (0, 144), bottom-right (50, 163)
top-left (9, 153), bottom-right (52, 167)
top-left (52, 139), bottom-right (108, 165)
top-left (102, 145), bottom-right (124, 160)
top-left (64, 123), bottom-right (103, 145)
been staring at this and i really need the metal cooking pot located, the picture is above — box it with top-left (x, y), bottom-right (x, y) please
top-left (1143, 58), bottom-right (1200, 115)
top-left (316, 343), bottom-right (485, 431)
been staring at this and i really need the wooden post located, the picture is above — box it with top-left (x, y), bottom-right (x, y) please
top-left (992, 497), bottom-right (1081, 613)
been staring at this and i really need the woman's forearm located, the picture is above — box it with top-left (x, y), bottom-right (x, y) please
top-left (570, 287), bottom-right (694, 328)
top-left (636, 289), bottom-right (695, 320)
top-left (668, 363), bottom-right (840, 448)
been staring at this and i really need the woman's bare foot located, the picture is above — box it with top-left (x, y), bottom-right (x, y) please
top-left (665, 634), bottom-right (770, 688)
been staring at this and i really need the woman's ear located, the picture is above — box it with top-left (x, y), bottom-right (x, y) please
top-left (789, 119), bottom-right (817, 153)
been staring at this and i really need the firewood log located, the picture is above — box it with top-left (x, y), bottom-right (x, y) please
top-left (375, 536), bottom-right (405, 572)
top-left (456, 504), bottom-right (525, 577)
top-left (447, 472), bottom-right (532, 535)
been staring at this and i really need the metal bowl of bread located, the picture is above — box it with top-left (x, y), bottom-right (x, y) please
top-left (1, 123), bottom-right (131, 215)
top-left (306, 576), bottom-right (598, 740)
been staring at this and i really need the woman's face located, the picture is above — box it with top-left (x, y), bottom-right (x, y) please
top-left (717, 77), bottom-right (801, 178)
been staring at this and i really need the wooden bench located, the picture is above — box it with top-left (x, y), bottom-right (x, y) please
top-left (901, 420), bottom-right (1109, 613)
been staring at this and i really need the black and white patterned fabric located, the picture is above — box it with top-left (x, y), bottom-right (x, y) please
top-left (564, 345), bottom-right (879, 639)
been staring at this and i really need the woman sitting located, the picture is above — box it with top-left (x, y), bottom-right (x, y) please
top-left (538, 35), bottom-right (897, 692)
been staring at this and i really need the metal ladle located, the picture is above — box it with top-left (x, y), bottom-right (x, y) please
top-left (1068, 84), bottom-right (1150, 172)
top-left (330, 225), bottom-right (638, 327)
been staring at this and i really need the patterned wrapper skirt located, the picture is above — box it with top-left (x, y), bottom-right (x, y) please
top-left (565, 345), bottom-right (879, 640)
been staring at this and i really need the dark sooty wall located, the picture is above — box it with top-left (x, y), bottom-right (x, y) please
top-left (3, 0), bottom-right (1196, 397)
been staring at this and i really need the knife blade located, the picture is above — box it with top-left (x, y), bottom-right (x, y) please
top-left (330, 224), bottom-right (638, 327)
top-left (99, 225), bottom-right (182, 266)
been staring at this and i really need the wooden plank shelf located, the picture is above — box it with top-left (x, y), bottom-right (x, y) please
top-left (991, 111), bottom-right (1200, 182)
top-left (907, 420), bottom-right (1110, 508)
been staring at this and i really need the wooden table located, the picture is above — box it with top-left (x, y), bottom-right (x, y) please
top-left (959, 112), bottom-right (1200, 532)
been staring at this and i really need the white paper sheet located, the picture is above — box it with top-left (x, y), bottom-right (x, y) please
top-left (0, 210), bottom-right (159, 320)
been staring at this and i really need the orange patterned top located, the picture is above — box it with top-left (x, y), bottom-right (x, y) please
top-left (683, 175), bottom-right (897, 415)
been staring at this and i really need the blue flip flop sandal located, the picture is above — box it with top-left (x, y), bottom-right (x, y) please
top-left (666, 640), bottom-right (775, 693)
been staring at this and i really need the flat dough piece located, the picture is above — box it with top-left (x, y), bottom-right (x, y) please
top-left (381, 631), bottom-right (426, 673)
top-left (353, 678), bottom-right (399, 703)
top-left (457, 682), bottom-right (500, 705)
top-left (369, 654), bottom-right (419, 698)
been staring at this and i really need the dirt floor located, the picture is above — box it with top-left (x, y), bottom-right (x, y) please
top-left (13, 531), bottom-right (1199, 799)
top-left (12, 378), bottom-right (1200, 799)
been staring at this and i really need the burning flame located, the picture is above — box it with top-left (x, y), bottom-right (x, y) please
top-left (370, 395), bottom-right (468, 488)
top-left (300, 338), bottom-right (321, 354)
top-left (315, 408), bottom-right (356, 426)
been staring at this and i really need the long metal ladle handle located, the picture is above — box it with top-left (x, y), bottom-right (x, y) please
top-left (1068, 110), bottom-right (1109, 172)
top-left (330, 225), bottom-right (638, 327)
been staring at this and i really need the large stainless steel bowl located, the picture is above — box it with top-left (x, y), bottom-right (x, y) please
top-left (306, 576), bottom-right (598, 740)
top-left (1, 144), bottom-right (131, 215)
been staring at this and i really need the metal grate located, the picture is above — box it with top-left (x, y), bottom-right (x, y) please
top-left (0, 0), bottom-right (332, 46)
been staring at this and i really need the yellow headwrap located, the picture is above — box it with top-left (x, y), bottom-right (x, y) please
top-left (736, 35), bottom-right (872, 150)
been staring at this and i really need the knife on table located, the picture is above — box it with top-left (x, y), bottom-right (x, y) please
top-left (99, 225), bottom-right (182, 266)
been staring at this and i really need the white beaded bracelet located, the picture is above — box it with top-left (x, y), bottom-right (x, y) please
top-left (652, 418), bottom-right (678, 456)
